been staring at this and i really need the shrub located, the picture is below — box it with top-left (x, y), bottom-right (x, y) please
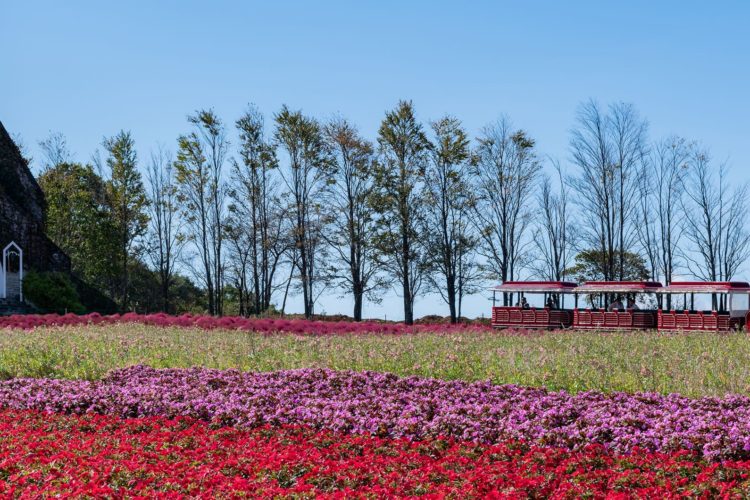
top-left (22, 271), bottom-right (86, 314)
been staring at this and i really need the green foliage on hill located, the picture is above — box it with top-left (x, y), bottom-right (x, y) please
top-left (22, 271), bottom-right (85, 314)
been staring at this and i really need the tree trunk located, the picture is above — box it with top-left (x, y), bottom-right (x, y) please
top-left (446, 275), bottom-right (457, 323)
top-left (281, 261), bottom-right (294, 316)
top-left (403, 290), bottom-right (413, 325)
top-left (458, 275), bottom-right (466, 322)
top-left (353, 290), bottom-right (363, 322)
top-left (299, 239), bottom-right (311, 319)
top-left (162, 276), bottom-right (170, 314)
top-left (206, 281), bottom-right (214, 315)
top-left (402, 229), bottom-right (413, 325)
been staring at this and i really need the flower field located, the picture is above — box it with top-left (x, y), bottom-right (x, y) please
top-left (3, 314), bottom-right (750, 496)
top-left (3, 409), bottom-right (749, 497)
top-left (3, 321), bottom-right (750, 396)
top-left (0, 312), bottom-right (491, 335)
top-left (3, 365), bottom-right (750, 460)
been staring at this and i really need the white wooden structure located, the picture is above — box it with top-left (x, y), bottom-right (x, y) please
top-left (0, 242), bottom-right (23, 302)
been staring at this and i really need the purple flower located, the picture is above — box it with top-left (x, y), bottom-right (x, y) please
top-left (1, 366), bottom-right (749, 460)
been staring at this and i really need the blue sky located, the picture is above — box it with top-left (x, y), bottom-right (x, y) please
top-left (3, 1), bottom-right (750, 319)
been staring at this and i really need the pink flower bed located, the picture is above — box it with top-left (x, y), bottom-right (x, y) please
top-left (6, 365), bottom-right (750, 460)
top-left (0, 312), bottom-right (493, 335)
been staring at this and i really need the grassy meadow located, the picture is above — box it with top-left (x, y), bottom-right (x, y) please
top-left (1, 323), bottom-right (749, 398)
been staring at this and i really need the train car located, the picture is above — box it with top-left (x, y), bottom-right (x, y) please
top-left (490, 281), bottom-right (578, 329)
top-left (572, 281), bottom-right (663, 330)
top-left (490, 280), bottom-right (750, 332)
top-left (657, 281), bottom-right (750, 331)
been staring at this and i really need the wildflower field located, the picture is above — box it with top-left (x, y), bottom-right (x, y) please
top-left (2, 314), bottom-right (750, 497)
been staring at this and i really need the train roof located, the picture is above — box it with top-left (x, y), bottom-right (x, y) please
top-left (575, 281), bottom-right (663, 293)
top-left (661, 281), bottom-right (750, 294)
top-left (490, 281), bottom-right (578, 293)
top-left (490, 280), bottom-right (750, 294)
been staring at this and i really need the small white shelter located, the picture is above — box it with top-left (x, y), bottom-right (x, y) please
top-left (0, 242), bottom-right (23, 302)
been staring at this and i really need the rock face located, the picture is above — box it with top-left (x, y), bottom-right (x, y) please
top-left (0, 120), bottom-right (70, 274)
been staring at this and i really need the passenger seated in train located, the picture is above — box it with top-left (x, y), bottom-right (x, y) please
top-left (545, 296), bottom-right (555, 309)
top-left (626, 297), bottom-right (640, 311)
top-left (517, 297), bottom-right (530, 309)
top-left (608, 296), bottom-right (624, 311)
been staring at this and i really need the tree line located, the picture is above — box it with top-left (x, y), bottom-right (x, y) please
top-left (31, 99), bottom-right (750, 323)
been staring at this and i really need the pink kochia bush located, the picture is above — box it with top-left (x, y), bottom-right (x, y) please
top-left (0, 312), bottom-right (492, 335)
top-left (2, 366), bottom-right (750, 461)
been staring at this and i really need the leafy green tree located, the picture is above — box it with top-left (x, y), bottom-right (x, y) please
top-left (102, 131), bottom-right (149, 310)
top-left (168, 274), bottom-right (208, 313)
top-left (566, 249), bottom-right (650, 308)
top-left (126, 259), bottom-right (206, 314)
top-left (38, 162), bottom-right (118, 294)
top-left (372, 101), bottom-right (430, 325)
top-left (565, 249), bottom-right (649, 284)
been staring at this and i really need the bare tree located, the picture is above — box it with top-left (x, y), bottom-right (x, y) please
top-left (635, 163), bottom-right (658, 282)
top-left (38, 131), bottom-right (72, 170)
top-left (682, 148), bottom-right (750, 308)
top-left (226, 106), bottom-right (285, 315)
top-left (569, 100), bottom-right (647, 284)
top-left (721, 186), bottom-right (750, 282)
top-left (323, 117), bottom-right (385, 321)
top-left (471, 117), bottom-right (541, 305)
top-left (532, 160), bottom-right (572, 282)
top-left (10, 133), bottom-right (33, 167)
top-left (146, 146), bottom-right (184, 313)
top-left (635, 137), bottom-right (689, 293)
top-left (423, 115), bottom-right (479, 323)
top-left (274, 106), bottom-right (331, 318)
top-left (682, 149), bottom-right (722, 283)
top-left (223, 221), bottom-right (252, 315)
top-left (455, 240), bottom-right (483, 319)
top-left (372, 100), bottom-right (430, 325)
top-left (610, 103), bottom-right (648, 280)
top-left (279, 240), bottom-right (299, 315)
top-left (174, 110), bottom-right (229, 315)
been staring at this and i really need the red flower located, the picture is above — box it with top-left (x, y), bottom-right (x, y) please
top-left (0, 408), bottom-right (749, 497)
top-left (0, 313), bottom-right (496, 336)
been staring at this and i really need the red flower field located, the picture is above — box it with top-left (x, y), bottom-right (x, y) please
top-left (0, 409), bottom-right (748, 498)
top-left (0, 312), bottom-right (493, 335)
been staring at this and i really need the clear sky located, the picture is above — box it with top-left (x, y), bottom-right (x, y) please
top-left (3, 1), bottom-right (750, 319)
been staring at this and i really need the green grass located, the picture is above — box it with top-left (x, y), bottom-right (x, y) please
top-left (1, 324), bottom-right (749, 397)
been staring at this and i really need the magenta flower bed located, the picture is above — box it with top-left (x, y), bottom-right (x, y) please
top-left (2, 365), bottom-right (750, 460)
top-left (0, 312), bottom-right (492, 335)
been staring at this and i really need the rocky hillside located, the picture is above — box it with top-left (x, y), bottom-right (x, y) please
top-left (0, 120), bottom-right (70, 273)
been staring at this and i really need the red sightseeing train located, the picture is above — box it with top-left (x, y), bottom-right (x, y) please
top-left (490, 280), bottom-right (750, 331)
